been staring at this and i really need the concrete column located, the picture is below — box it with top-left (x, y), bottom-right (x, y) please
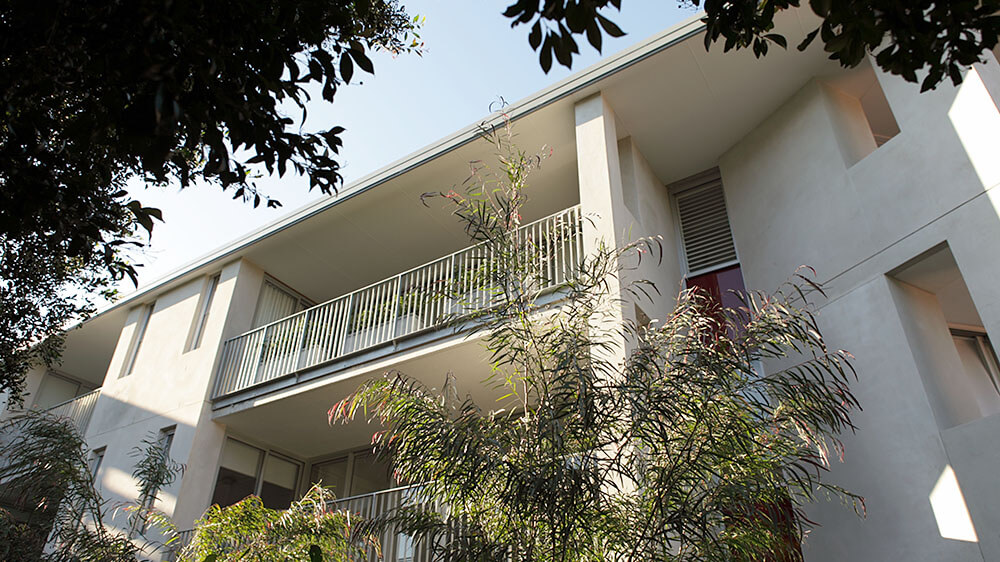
top-left (574, 93), bottom-right (635, 365)
top-left (574, 93), bottom-right (632, 254)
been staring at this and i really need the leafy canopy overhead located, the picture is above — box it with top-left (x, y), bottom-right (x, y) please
top-left (504, 0), bottom-right (1000, 91)
top-left (0, 0), bottom-right (419, 403)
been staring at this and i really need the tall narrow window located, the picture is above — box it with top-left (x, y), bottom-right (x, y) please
top-left (121, 303), bottom-right (154, 377)
top-left (158, 426), bottom-right (176, 457)
top-left (188, 274), bottom-right (220, 351)
top-left (89, 447), bottom-right (106, 478)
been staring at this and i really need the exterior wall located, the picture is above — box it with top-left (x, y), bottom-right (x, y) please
top-left (616, 136), bottom-right (684, 319)
top-left (574, 94), bottom-right (683, 332)
top-left (718, 61), bottom-right (1000, 561)
top-left (83, 258), bottom-right (265, 539)
top-left (7, 36), bottom-right (1000, 562)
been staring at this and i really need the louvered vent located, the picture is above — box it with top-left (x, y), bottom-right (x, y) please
top-left (675, 174), bottom-right (737, 273)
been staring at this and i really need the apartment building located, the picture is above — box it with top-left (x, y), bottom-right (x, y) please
top-left (5, 8), bottom-right (1000, 561)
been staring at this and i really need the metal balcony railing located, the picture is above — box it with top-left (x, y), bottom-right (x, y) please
top-left (0, 389), bottom-right (100, 493)
top-left (212, 205), bottom-right (584, 399)
top-left (333, 483), bottom-right (453, 562)
top-left (41, 388), bottom-right (101, 434)
top-left (170, 484), bottom-right (452, 561)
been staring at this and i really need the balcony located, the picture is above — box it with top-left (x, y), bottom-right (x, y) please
top-left (170, 484), bottom-right (445, 561)
top-left (212, 206), bottom-right (584, 400)
top-left (1, 388), bottom-right (101, 435)
top-left (43, 388), bottom-right (101, 434)
top-left (0, 389), bottom-right (101, 510)
top-left (333, 483), bottom-right (444, 562)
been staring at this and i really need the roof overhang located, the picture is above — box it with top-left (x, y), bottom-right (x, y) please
top-left (84, 7), bottom-right (850, 320)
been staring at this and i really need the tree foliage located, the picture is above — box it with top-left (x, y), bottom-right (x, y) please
top-left (504, 0), bottom-right (1000, 91)
top-left (0, 410), bottom-right (181, 561)
top-left (332, 122), bottom-right (864, 560)
top-left (0, 409), bottom-right (368, 561)
top-left (0, 0), bottom-right (420, 404)
top-left (177, 485), bottom-right (367, 562)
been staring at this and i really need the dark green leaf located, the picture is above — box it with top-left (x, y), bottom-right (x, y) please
top-left (596, 13), bottom-right (625, 38)
top-left (340, 54), bottom-right (354, 84)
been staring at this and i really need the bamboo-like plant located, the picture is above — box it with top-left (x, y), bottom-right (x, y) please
top-left (331, 118), bottom-right (864, 561)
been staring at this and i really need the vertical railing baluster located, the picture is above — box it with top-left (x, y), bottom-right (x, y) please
top-left (338, 293), bottom-right (354, 357)
top-left (294, 310), bottom-right (310, 370)
top-left (390, 275), bottom-right (402, 340)
top-left (251, 328), bottom-right (266, 385)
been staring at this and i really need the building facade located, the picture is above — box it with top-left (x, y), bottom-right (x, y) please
top-left (5, 9), bottom-right (1000, 561)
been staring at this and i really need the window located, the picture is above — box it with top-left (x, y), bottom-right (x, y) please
top-left (89, 447), bottom-right (106, 479)
top-left (686, 265), bottom-right (747, 312)
top-left (187, 274), bottom-right (220, 351)
top-left (211, 437), bottom-right (302, 510)
top-left (309, 456), bottom-right (349, 498)
top-left (855, 68), bottom-right (900, 148)
top-left (950, 328), bottom-right (1000, 399)
top-left (309, 449), bottom-right (393, 499)
top-left (671, 169), bottom-right (747, 304)
top-left (121, 303), bottom-right (154, 377)
top-left (252, 279), bottom-right (311, 329)
top-left (889, 244), bottom-right (1000, 428)
top-left (158, 426), bottom-right (176, 457)
top-left (211, 439), bottom-right (262, 508)
top-left (823, 63), bottom-right (900, 165)
top-left (260, 454), bottom-right (300, 509)
top-left (138, 427), bottom-right (177, 526)
top-left (32, 371), bottom-right (84, 410)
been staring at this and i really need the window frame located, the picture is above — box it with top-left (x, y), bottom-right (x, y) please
top-left (949, 326), bottom-right (1000, 397)
top-left (306, 447), bottom-right (396, 500)
top-left (89, 447), bottom-right (106, 479)
top-left (186, 273), bottom-right (221, 352)
top-left (121, 302), bottom-right (155, 377)
top-left (209, 435), bottom-right (305, 509)
top-left (32, 369), bottom-right (92, 410)
top-left (251, 276), bottom-right (315, 330)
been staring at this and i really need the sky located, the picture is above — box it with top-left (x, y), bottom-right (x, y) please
top-left (124, 1), bottom-right (696, 292)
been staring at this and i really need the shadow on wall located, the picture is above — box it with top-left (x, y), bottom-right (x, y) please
top-left (78, 393), bottom-right (200, 546)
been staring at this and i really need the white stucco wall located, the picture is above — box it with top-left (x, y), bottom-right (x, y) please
top-left (616, 136), bottom-right (684, 320)
top-left (717, 61), bottom-right (1000, 561)
top-left (82, 258), bottom-right (266, 544)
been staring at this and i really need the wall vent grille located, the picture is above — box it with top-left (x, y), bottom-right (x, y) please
top-left (674, 172), bottom-right (737, 273)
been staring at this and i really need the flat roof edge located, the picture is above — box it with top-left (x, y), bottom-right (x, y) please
top-left (97, 12), bottom-right (707, 318)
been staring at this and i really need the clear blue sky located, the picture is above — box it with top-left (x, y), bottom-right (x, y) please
top-left (125, 1), bottom-right (696, 290)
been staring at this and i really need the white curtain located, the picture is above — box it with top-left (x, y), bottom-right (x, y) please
top-left (252, 281), bottom-right (304, 328)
